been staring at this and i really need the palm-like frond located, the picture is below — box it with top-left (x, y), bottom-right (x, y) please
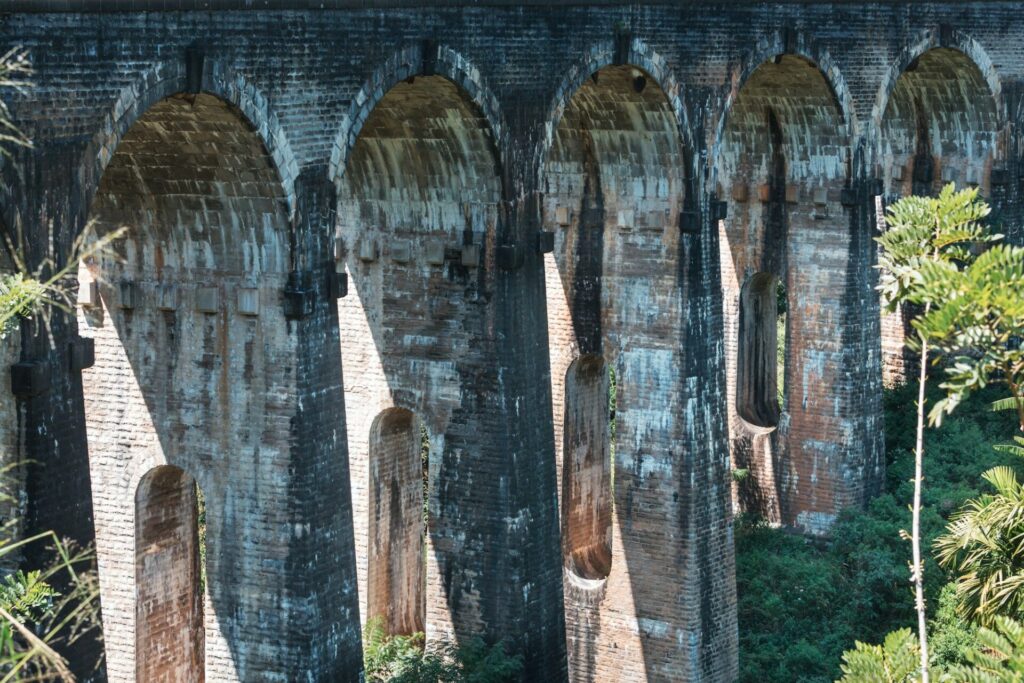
top-left (936, 467), bottom-right (1024, 626)
top-left (944, 617), bottom-right (1024, 681)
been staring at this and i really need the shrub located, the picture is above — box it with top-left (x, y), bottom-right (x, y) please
top-left (362, 617), bottom-right (524, 683)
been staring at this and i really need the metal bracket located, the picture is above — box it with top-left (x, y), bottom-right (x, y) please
top-left (497, 244), bottom-right (522, 271)
top-left (69, 338), bottom-right (95, 372)
top-left (536, 230), bottom-right (555, 254)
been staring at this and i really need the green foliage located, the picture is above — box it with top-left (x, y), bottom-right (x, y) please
top-left (913, 244), bottom-right (1024, 426)
top-left (929, 583), bottom-right (979, 668)
top-left (935, 463), bottom-right (1024, 626)
top-left (0, 274), bottom-right (46, 339)
top-left (945, 616), bottom-right (1024, 682)
top-left (876, 183), bottom-right (996, 314)
top-left (738, 385), bottom-right (1017, 682)
top-left (838, 628), bottom-right (920, 683)
top-left (364, 617), bottom-right (428, 682)
top-left (0, 534), bottom-right (102, 682)
top-left (777, 313), bottom-right (786, 405)
top-left (363, 617), bottom-right (523, 683)
top-left (0, 571), bottom-right (56, 624)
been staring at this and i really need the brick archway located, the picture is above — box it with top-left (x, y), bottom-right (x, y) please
top-left (78, 90), bottom-right (297, 681)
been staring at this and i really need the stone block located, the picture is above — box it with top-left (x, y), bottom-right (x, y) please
top-left (77, 280), bottom-right (99, 308)
top-left (238, 288), bottom-right (259, 316)
top-left (196, 287), bottom-right (219, 314)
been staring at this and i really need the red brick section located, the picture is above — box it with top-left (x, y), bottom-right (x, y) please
top-left (876, 47), bottom-right (999, 386)
top-left (135, 466), bottom-right (204, 683)
top-left (367, 408), bottom-right (426, 636)
top-left (561, 355), bottom-right (612, 581)
top-left (544, 65), bottom-right (738, 682)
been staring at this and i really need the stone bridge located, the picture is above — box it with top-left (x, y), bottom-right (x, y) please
top-left (0, 2), bottom-right (1019, 681)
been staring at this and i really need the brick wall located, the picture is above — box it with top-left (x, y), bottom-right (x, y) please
top-left (5, 3), bottom-right (1024, 681)
top-left (717, 54), bottom-right (885, 533)
top-left (78, 93), bottom-right (313, 681)
top-left (543, 61), bottom-right (736, 681)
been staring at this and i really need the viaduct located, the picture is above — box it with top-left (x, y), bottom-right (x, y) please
top-left (0, 1), bottom-right (1018, 681)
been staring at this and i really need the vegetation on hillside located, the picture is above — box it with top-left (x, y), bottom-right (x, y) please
top-left (740, 185), bottom-right (1024, 682)
top-left (737, 383), bottom-right (1014, 682)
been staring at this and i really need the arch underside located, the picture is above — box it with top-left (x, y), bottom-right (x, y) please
top-left (544, 64), bottom-right (736, 682)
top-left (718, 55), bottom-right (861, 533)
top-left (335, 74), bottom-right (501, 644)
top-left (877, 48), bottom-right (999, 386)
top-left (79, 92), bottom-right (296, 681)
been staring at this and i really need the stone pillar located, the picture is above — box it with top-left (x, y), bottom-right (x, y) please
top-left (287, 165), bottom-right (364, 680)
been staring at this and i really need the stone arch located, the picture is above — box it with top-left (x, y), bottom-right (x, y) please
top-left (874, 44), bottom-right (1001, 196)
top-left (873, 41), bottom-right (1002, 387)
top-left (716, 52), bottom-right (860, 533)
top-left (78, 86), bottom-right (297, 680)
top-left (135, 464), bottom-right (204, 683)
top-left (329, 44), bottom-right (506, 188)
top-left (367, 407), bottom-right (427, 637)
top-left (542, 58), bottom-right (718, 681)
top-left (710, 35), bottom-right (856, 186)
top-left (83, 60), bottom-right (299, 226)
top-left (334, 69), bottom-right (502, 644)
top-left (539, 37), bottom-right (691, 185)
top-left (870, 31), bottom-right (1004, 170)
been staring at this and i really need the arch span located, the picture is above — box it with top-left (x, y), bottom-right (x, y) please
top-left (330, 44), bottom-right (506, 189)
top-left (78, 89), bottom-right (304, 681)
top-left (715, 53), bottom-right (882, 534)
top-left (84, 61), bottom-right (298, 226)
top-left (542, 61), bottom-right (734, 682)
top-left (334, 71), bottom-right (501, 649)
top-left (873, 45), bottom-right (1002, 387)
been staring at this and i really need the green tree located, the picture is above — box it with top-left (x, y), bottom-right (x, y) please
top-left (912, 243), bottom-right (1024, 431)
top-left (838, 628), bottom-right (921, 683)
top-left (935, 465), bottom-right (1024, 626)
top-left (362, 617), bottom-right (523, 683)
top-left (875, 184), bottom-right (996, 680)
top-left (945, 616), bottom-right (1024, 682)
